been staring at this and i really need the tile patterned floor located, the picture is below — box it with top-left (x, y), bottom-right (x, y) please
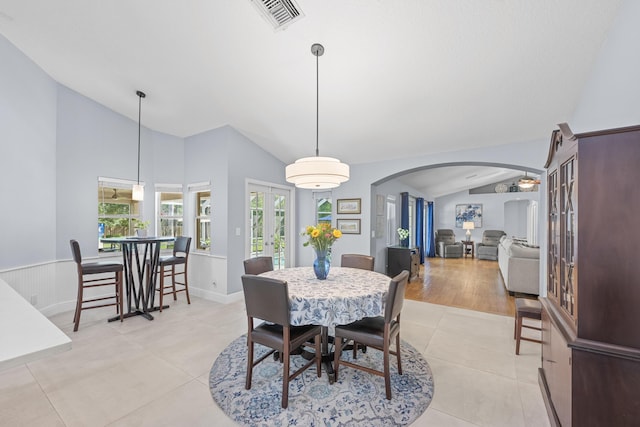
top-left (0, 297), bottom-right (550, 427)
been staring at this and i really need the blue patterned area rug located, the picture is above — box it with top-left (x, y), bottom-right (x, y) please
top-left (209, 335), bottom-right (434, 426)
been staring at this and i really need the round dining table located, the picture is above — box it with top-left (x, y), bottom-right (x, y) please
top-left (260, 266), bottom-right (393, 383)
top-left (260, 266), bottom-right (392, 328)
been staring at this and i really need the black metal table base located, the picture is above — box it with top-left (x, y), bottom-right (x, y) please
top-left (108, 305), bottom-right (170, 322)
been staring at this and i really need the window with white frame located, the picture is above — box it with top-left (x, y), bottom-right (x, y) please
top-left (98, 177), bottom-right (142, 252)
top-left (314, 192), bottom-right (332, 226)
top-left (155, 184), bottom-right (183, 250)
top-left (188, 182), bottom-right (211, 251)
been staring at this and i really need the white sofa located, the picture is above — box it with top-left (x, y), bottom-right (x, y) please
top-left (497, 236), bottom-right (540, 295)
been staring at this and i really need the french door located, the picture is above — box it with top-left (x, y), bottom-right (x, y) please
top-left (247, 182), bottom-right (293, 270)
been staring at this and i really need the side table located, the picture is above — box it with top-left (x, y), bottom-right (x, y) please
top-left (462, 240), bottom-right (474, 258)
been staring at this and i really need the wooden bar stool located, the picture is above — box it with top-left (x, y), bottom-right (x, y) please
top-left (70, 239), bottom-right (123, 332)
top-left (514, 298), bottom-right (542, 355)
top-left (147, 236), bottom-right (192, 312)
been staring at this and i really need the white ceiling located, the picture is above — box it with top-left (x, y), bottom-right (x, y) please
top-left (0, 0), bottom-right (621, 194)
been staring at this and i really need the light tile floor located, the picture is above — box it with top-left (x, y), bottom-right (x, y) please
top-left (0, 297), bottom-right (550, 427)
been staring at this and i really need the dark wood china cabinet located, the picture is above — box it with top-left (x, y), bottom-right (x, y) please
top-left (539, 123), bottom-right (640, 426)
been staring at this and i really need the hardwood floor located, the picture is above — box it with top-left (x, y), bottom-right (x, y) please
top-left (405, 256), bottom-right (516, 317)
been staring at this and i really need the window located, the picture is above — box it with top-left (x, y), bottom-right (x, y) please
top-left (195, 190), bottom-right (211, 250)
top-left (156, 188), bottom-right (183, 250)
top-left (98, 178), bottom-right (142, 252)
top-left (315, 194), bottom-right (332, 225)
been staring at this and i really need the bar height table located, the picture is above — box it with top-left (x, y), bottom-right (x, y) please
top-left (101, 236), bottom-right (175, 321)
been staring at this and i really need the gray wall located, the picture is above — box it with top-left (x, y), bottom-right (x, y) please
top-left (0, 35), bottom-right (58, 269)
top-left (184, 125), bottom-right (287, 294)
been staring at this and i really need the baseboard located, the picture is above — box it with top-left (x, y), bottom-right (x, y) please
top-left (189, 288), bottom-right (243, 304)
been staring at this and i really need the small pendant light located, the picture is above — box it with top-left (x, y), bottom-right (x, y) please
top-left (132, 90), bottom-right (145, 201)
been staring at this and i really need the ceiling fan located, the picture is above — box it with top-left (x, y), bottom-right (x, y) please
top-left (112, 189), bottom-right (119, 199)
top-left (518, 172), bottom-right (541, 189)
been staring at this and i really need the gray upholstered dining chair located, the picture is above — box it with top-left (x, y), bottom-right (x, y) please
top-left (147, 236), bottom-right (192, 311)
top-left (241, 274), bottom-right (322, 409)
top-left (333, 270), bottom-right (410, 400)
top-left (243, 256), bottom-right (274, 275)
top-left (340, 254), bottom-right (375, 271)
top-left (476, 230), bottom-right (506, 260)
top-left (70, 239), bottom-right (123, 332)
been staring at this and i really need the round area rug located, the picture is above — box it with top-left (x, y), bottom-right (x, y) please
top-left (209, 335), bottom-right (434, 426)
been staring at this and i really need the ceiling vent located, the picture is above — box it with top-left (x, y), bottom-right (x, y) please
top-left (249, 0), bottom-right (304, 30)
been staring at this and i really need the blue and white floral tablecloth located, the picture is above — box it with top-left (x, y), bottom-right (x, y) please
top-left (260, 267), bottom-right (390, 327)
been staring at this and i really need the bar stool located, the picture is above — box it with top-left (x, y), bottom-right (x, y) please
top-left (70, 239), bottom-right (123, 332)
top-left (514, 298), bottom-right (542, 355)
top-left (148, 236), bottom-right (192, 311)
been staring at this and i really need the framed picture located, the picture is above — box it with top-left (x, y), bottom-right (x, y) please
top-left (337, 198), bottom-right (361, 214)
top-left (337, 219), bottom-right (361, 234)
top-left (455, 203), bottom-right (482, 228)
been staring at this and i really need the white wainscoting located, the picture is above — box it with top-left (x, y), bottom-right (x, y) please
top-left (0, 252), bottom-right (238, 317)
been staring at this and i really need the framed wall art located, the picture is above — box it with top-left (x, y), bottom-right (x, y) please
top-left (337, 219), bottom-right (361, 234)
top-left (455, 203), bottom-right (482, 228)
top-left (337, 198), bottom-right (361, 214)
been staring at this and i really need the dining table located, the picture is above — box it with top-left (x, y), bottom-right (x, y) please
top-left (100, 236), bottom-right (175, 321)
top-left (260, 266), bottom-right (392, 382)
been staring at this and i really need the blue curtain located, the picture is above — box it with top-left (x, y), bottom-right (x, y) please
top-left (400, 192), bottom-right (409, 246)
top-left (426, 201), bottom-right (436, 257)
top-left (416, 198), bottom-right (425, 263)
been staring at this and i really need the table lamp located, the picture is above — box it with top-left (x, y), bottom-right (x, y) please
top-left (463, 222), bottom-right (474, 241)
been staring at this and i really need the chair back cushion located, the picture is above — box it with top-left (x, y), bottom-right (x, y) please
top-left (242, 274), bottom-right (290, 325)
top-left (385, 270), bottom-right (409, 322)
top-left (174, 236), bottom-right (192, 256)
top-left (340, 254), bottom-right (375, 271)
top-left (243, 256), bottom-right (274, 275)
top-left (69, 240), bottom-right (82, 264)
top-left (481, 230), bottom-right (506, 246)
top-left (436, 229), bottom-right (456, 245)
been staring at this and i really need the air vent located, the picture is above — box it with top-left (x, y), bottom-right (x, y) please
top-left (249, 0), bottom-right (304, 30)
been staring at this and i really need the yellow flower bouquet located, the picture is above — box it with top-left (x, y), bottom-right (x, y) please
top-left (302, 223), bottom-right (342, 252)
top-left (303, 223), bottom-right (342, 280)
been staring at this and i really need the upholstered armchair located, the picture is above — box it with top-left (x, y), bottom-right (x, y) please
top-left (435, 229), bottom-right (463, 258)
top-left (476, 230), bottom-right (506, 260)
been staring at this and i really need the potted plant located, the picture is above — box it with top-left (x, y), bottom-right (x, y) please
top-left (132, 219), bottom-right (150, 237)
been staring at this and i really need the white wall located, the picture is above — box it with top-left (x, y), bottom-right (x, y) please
top-left (435, 189), bottom-right (539, 242)
top-left (571, 0), bottom-right (640, 133)
top-left (504, 199), bottom-right (530, 239)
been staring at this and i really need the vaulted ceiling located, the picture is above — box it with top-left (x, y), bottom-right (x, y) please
top-left (0, 1), bottom-right (622, 190)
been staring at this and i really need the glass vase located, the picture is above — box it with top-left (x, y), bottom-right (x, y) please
top-left (313, 248), bottom-right (331, 280)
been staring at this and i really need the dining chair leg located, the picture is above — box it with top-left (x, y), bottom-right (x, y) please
top-left (384, 342), bottom-right (391, 400)
top-left (282, 344), bottom-right (290, 409)
top-left (315, 334), bottom-right (322, 377)
top-left (395, 333), bottom-right (402, 375)
top-left (246, 338), bottom-right (254, 390)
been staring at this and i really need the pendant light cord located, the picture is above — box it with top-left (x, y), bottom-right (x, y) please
top-left (136, 90), bottom-right (145, 185)
top-left (315, 49), bottom-right (319, 157)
